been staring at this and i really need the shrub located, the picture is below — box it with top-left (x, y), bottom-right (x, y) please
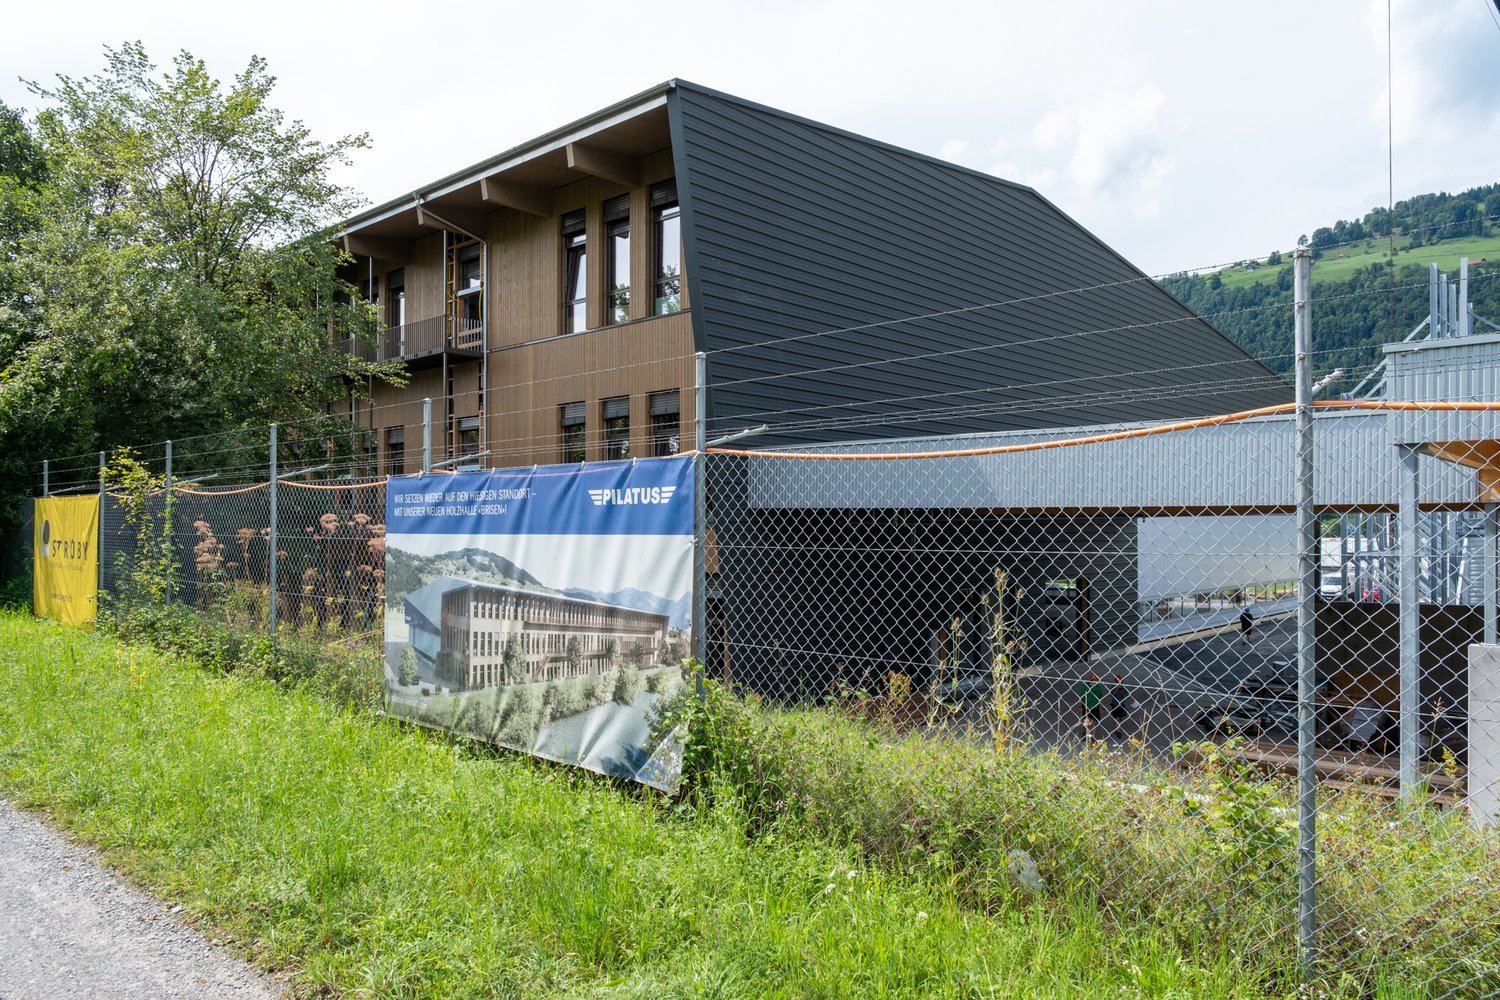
top-left (397, 646), bottom-right (419, 686)
top-left (613, 664), bottom-right (644, 705)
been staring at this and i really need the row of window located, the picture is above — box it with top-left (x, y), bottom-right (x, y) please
top-left (379, 417), bottom-right (478, 477)
top-left (561, 389), bottom-right (680, 463)
top-left (374, 388), bottom-right (678, 474)
top-left (563, 179), bottom-right (682, 334)
top-left (358, 179), bottom-right (680, 345)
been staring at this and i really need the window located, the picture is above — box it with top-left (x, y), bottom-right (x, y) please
top-left (457, 416), bottom-right (480, 459)
top-left (385, 268), bottom-right (406, 356)
top-left (562, 210), bottom-right (587, 334)
top-left (602, 396), bottom-right (630, 460)
top-left (453, 242), bottom-right (483, 348)
top-left (652, 180), bottom-right (682, 315)
top-left (604, 194), bottom-right (630, 324)
top-left (650, 390), bottom-right (680, 457)
top-left (386, 268), bottom-right (406, 327)
top-left (385, 426), bottom-right (405, 476)
top-left (560, 401), bottom-right (586, 463)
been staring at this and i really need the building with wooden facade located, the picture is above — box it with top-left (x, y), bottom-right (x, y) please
top-left (402, 576), bottom-right (670, 690)
top-left (336, 80), bottom-right (1289, 473)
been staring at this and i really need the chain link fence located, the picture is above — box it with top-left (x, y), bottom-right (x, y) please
top-left (21, 263), bottom-right (1500, 997)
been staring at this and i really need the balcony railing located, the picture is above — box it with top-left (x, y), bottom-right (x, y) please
top-left (336, 315), bottom-right (484, 363)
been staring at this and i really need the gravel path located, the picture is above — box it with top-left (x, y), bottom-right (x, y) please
top-left (0, 799), bottom-right (287, 1000)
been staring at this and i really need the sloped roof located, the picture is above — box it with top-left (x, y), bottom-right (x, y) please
top-left (402, 575), bottom-right (469, 633)
top-left (668, 82), bottom-right (1290, 444)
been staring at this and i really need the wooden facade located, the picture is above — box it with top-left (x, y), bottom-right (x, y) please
top-left (340, 115), bottom-right (694, 473)
top-left (338, 80), bottom-right (1289, 470)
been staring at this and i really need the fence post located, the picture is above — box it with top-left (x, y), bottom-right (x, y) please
top-left (268, 423), bottom-right (278, 637)
top-left (1486, 504), bottom-right (1498, 645)
top-left (693, 352), bottom-right (708, 680)
top-left (164, 440), bottom-right (173, 606)
top-left (1293, 246), bottom-right (1318, 974)
top-left (98, 451), bottom-right (105, 599)
top-left (423, 397), bottom-right (433, 476)
top-left (41, 460), bottom-right (48, 497)
top-left (1398, 444), bottom-right (1421, 801)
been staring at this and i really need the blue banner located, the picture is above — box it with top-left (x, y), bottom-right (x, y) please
top-left (387, 456), bottom-right (693, 537)
top-left (383, 454), bottom-right (695, 792)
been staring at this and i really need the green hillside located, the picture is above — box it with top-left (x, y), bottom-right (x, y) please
top-left (1160, 183), bottom-right (1500, 378)
top-left (1216, 233), bottom-right (1500, 291)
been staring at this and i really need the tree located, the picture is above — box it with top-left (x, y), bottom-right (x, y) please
top-left (0, 45), bottom-right (400, 535)
top-left (565, 636), bottom-right (583, 676)
top-left (398, 646), bottom-right (419, 686)
top-left (502, 635), bottom-right (521, 685)
top-left (1266, 250), bottom-right (1282, 266)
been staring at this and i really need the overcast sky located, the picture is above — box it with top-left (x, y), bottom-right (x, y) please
top-left (4, 0), bottom-right (1498, 277)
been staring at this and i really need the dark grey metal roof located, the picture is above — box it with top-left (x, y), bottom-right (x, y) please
top-left (667, 82), bottom-right (1291, 445)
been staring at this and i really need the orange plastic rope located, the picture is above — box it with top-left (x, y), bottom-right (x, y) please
top-left (279, 479), bottom-right (384, 491)
top-left (706, 400), bottom-right (1500, 461)
top-left (173, 483), bottom-right (270, 496)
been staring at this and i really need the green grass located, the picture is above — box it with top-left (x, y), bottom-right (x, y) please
top-left (1215, 234), bottom-right (1500, 291)
top-left (0, 612), bottom-right (1279, 998)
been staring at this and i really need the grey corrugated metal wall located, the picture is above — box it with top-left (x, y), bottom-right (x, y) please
top-left (668, 82), bottom-right (1291, 447)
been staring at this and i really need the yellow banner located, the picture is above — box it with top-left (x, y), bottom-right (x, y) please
top-left (34, 496), bottom-right (100, 627)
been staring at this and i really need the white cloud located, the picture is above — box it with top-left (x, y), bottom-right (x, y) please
top-left (942, 82), bottom-right (1177, 223)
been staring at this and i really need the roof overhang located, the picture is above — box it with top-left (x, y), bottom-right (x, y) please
top-left (339, 83), bottom-right (675, 251)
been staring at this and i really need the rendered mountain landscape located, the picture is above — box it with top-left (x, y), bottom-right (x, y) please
top-left (385, 546), bottom-right (689, 627)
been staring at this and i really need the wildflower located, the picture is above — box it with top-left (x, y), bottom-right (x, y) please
top-left (846, 869), bottom-right (857, 879)
top-left (916, 911), bottom-right (929, 921)
top-left (823, 883), bottom-right (835, 894)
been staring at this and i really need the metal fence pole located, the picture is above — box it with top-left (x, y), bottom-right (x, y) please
top-left (693, 351), bottom-right (708, 674)
top-left (1292, 246), bottom-right (1318, 974)
top-left (268, 423), bottom-right (278, 637)
top-left (1398, 444), bottom-right (1421, 801)
top-left (164, 440), bottom-right (173, 606)
top-left (1482, 503), bottom-right (1494, 644)
top-left (41, 460), bottom-right (48, 497)
top-left (423, 397), bottom-right (433, 476)
top-left (97, 451), bottom-right (105, 599)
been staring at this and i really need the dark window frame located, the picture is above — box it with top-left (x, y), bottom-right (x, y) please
top-left (602, 395), bottom-right (630, 460)
top-left (604, 194), bottom-right (631, 325)
top-left (385, 426), bottom-right (406, 477)
top-left (651, 180), bottom-right (682, 316)
top-left (650, 389), bottom-right (680, 457)
top-left (560, 401), bottom-right (586, 464)
top-left (562, 210), bottom-right (588, 334)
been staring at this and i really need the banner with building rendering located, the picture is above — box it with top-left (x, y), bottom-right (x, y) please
top-left (383, 457), bottom-right (693, 791)
top-left (33, 495), bottom-right (100, 628)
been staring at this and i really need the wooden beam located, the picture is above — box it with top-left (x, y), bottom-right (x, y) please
top-left (416, 204), bottom-right (489, 238)
top-left (342, 234), bottom-right (411, 265)
top-left (565, 141), bottom-right (640, 187)
top-left (480, 176), bottom-right (552, 217)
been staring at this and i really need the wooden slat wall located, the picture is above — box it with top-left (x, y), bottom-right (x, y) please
top-left (407, 234), bottom-right (444, 322)
top-left (486, 311), bottom-right (695, 467)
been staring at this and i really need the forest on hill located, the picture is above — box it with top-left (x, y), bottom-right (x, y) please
top-left (1160, 183), bottom-right (1500, 379)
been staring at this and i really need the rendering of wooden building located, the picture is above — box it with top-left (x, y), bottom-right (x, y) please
top-left (336, 80), bottom-right (1289, 472)
top-left (404, 576), bottom-right (670, 691)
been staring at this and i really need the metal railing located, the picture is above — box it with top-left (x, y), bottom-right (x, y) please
top-left (334, 314), bottom-right (484, 363)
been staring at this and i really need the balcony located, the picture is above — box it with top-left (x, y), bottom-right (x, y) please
top-left (336, 315), bottom-right (483, 372)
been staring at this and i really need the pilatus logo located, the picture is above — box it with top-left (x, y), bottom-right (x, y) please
top-left (588, 486), bottom-right (677, 507)
top-left (40, 520), bottom-right (90, 560)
